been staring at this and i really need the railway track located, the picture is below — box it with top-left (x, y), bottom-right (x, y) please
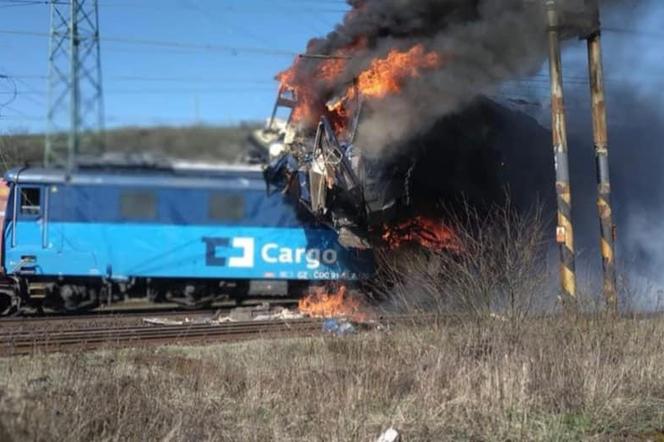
top-left (0, 298), bottom-right (299, 323)
top-left (0, 317), bottom-right (326, 357)
top-left (1, 310), bottom-right (205, 325)
top-left (0, 310), bottom-right (448, 357)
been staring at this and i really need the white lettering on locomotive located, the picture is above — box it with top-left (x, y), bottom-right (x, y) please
top-left (260, 242), bottom-right (338, 269)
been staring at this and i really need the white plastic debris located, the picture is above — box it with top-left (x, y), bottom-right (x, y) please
top-left (143, 307), bottom-right (304, 326)
top-left (143, 317), bottom-right (187, 326)
top-left (253, 308), bottom-right (304, 321)
top-left (322, 318), bottom-right (356, 336)
top-left (376, 427), bottom-right (400, 442)
top-left (490, 312), bottom-right (507, 322)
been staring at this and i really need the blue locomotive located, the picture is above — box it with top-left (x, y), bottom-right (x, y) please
top-left (0, 161), bottom-right (372, 314)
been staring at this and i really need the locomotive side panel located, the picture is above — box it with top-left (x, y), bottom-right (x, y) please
top-left (2, 180), bottom-right (373, 282)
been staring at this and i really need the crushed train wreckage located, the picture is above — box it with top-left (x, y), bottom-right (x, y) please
top-left (249, 83), bottom-right (543, 253)
top-left (256, 86), bottom-right (413, 250)
top-left (246, 1), bottom-right (602, 252)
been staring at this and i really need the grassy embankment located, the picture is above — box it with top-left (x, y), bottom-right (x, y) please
top-left (1, 206), bottom-right (663, 441)
top-left (0, 316), bottom-right (663, 441)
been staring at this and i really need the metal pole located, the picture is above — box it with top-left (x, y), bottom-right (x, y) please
top-left (68, 0), bottom-right (80, 172)
top-left (46, 0), bottom-right (103, 167)
top-left (44, 3), bottom-right (56, 166)
top-left (587, 28), bottom-right (618, 310)
top-left (93, 0), bottom-right (105, 153)
top-left (546, 0), bottom-right (577, 305)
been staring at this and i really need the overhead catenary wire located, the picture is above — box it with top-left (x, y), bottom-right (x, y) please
top-left (603, 27), bottom-right (664, 39)
top-left (3, 73), bottom-right (277, 84)
top-left (0, 0), bottom-right (348, 13)
top-left (0, 75), bottom-right (18, 117)
top-left (0, 29), bottom-right (300, 57)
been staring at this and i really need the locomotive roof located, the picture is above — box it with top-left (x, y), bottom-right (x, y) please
top-left (4, 162), bottom-right (266, 189)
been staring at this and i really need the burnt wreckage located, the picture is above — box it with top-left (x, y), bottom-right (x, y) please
top-left (254, 1), bottom-right (603, 251)
top-left (255, 85), bottom-right (564, 252)
top-left (260, 86), bottom-right (411, 250)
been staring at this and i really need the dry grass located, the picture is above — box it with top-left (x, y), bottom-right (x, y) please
top-left (0, 316), bottom-right (664, 441)
top-left (0, 201), bottom-right (660, 440)
top-left (375, 202), bottom-right (553, 322)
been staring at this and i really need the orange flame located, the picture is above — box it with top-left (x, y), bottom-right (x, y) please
top-left (277, 41), bottom-right (442, 133)
top-left (354, 45), bottom-right (442, 99)
top-left (277, 56), bottom-right (350, 127)
top-left (382, 216), bottom-right (462, 252)
top-left (276, 38), bottom-right (364, 127)
top-left (298, 285), bottom-right (367, 321)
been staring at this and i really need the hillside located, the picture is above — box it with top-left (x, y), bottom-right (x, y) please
top-left (0, 124), bottom-right (261, 170)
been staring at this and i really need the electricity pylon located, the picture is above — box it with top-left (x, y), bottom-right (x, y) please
top-left (45, 0), bottom-right (104, 169)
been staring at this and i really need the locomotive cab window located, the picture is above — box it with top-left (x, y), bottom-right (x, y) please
top-left (19, 187), bottom-right (41, 216)
top-left (209, 193), bottom-right (245, 222)
top-left (120, 190), bottom-right (156, 221)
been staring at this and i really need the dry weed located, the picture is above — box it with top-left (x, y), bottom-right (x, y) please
top-left (375, 201), bottom-right (550, 325)
top-left (0, 316), bottom-right (663, 441)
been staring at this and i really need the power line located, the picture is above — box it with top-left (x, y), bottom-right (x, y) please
top-left (4, 73), bottom-right (277, 84)
top-left (0, 0), bottom-right (348, 13)
top-left (604, 27), bottom-right (664, 39)
top-left (1, 87), bottom-right (277, 95)
top-left (0, 2), bottom-right (52, 9)
top-left (0, 111), bottom-right (264, 123)
top-left (0, 74), bottom-right (18, 115)
top-left (0, 29), bottom-right (299, 57)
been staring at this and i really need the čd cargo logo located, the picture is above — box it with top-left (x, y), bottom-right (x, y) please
top-left (202, 237), bottom-right (338, 269)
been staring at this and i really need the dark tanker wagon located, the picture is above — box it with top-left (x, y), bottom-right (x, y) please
top-left (0, 161), bottom-right (373, 315)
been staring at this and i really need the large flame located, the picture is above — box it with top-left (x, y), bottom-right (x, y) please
top-left (277, 55), bottom-right (349, 125)
top-left (277, 38), bottom-right (364, 128)
top-left (277, 42), bottom-right (442, 133)
top-left (298, 285), bottom-right (367, 321)
top-left (354, 45), bottom-right (442, 99)
top-left (382, 216), bottom-right (462, 253)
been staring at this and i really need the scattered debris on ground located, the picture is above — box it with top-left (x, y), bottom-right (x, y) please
top-left (142, 301), bottom-right (376, 338)
top-left (143, 303), bottom-right (307, 326)
top-left (322, 318), bottom-right (356, 336)
top-left (376, 427), bottom-right (400, 442)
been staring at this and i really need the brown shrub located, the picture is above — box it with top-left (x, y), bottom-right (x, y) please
top-left (374, 201), bottom-right (550, 324)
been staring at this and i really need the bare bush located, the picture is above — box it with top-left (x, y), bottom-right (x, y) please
top-left (0, 133), bottom-right (32, 172)
top-left (375, 201), bottom-right (550, 322)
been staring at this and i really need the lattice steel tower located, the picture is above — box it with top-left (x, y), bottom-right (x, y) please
top-left (45, 0), bottom-right (104, 169)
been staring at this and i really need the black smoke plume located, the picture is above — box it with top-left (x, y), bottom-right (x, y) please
top-left (282, 0), bottom-right (663, 305)
top-left (286, 0), bottom-right (605, 154)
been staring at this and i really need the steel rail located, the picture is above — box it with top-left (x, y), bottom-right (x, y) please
top-left (0, 318), bottom-right (326, 356)
top-left (2, 318), bottom-right (321, 336)
top-left (4, 312), bottom-right (653, 357)
top-left (0, 299), bottom-right (299, 323)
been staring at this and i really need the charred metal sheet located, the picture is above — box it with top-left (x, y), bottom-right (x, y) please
top-left (262, 89), bottom-right (402, 249)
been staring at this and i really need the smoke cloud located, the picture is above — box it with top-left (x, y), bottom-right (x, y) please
top-left (287, 0), bottom-right (606, 155)
top-left (284, 0), bottom-right (663, 306)
top-left (471, 0), bottom-right (664, 307)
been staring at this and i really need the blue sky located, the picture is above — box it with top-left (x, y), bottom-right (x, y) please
top-left (0, 0), bottom-right (349, 131)
top-left (0, 0), bottom-right (662, 133)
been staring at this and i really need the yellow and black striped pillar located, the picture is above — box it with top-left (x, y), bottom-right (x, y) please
top-left (546, 1), bottom-right (577, 305)
top-left (587, 28), bottom-right (618, 311)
